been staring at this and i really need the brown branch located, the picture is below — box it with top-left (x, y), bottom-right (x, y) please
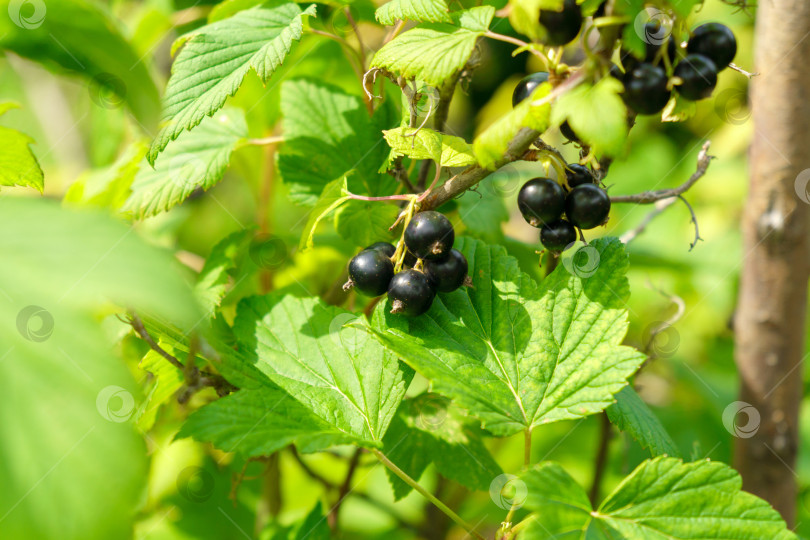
top-left (589, 413), bottom-right (612, 505)
top-left (328, 448), bottom-right (362, 529)
top-left (129, 312), bottom-right (184, 371)
top-left (610, 141), bottom-right (713, 204)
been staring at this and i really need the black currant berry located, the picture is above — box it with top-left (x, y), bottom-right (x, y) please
top-left (538, 0), bottom-right (582, 46)
top-left (404, 211), bottom-right (455, 260)
top-left (517, 178), bottom-right (566, 228)
top-left (346, 249), bottom-right (394, 296)
top-left (687, 23), bottom-right (736, 71)
top-left (424, 249), bottom-right (468, 293)
top-left (388, 269), bottom-right (436, 317)
top-left (623, 63), bottom-right (671, 115)
top-left (674, 54), bottom-right (718, 101)
top-left (560, 120), bottom-right (580, 143)
top-left (540, 220), bottom-right (577, 252)
top-left (565, 184), bottom-right (611, 230)
top-left (403, 250), bottom-right (418, 268)
top-left (512, 72), bottom-right (549, 107)
top-left (566, 163), bottom-right (593, 188)
top-left (365, 241), bottom-right (396, 258)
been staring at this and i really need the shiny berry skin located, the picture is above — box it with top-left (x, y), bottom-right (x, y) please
top-left (512, 72), bottom-right (549, 107)
top-left (566, 164), bottom-right (593, 187)
top-left (565, 184), bottom-right (611, 230)
top-left (517, 178), bottom-right (566, 228)
top-left (674, 54), bottom-right (718, 101)
top-left (365, 241), bottom-right (395, 258)
top-left (388, 269), bottom-right (436, 317)
top-left (347, 249), bottom-right (394, 296)
top-left (540, 220), bottom-right (577, 252)
top-left (538, 0), bottom-right (582, 46)
top-left (404, 211), bottom-right (455, 260)
top-left (687, 23), bottom-right (736, 71)
top-left (623, 63), bottom-right (671, 115)
top-left (424, 249), bottom-right (468, 293)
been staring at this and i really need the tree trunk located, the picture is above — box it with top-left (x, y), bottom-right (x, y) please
top-left (734, 0), bottom-right (810, 526)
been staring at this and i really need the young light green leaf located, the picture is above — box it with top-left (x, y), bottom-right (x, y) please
top-left (474, 82), bottom-right (551, 169)
top-left (606, 386), bottom-right (681, 458)
top-left (376, 0), bottom-right (452, 25)
top-left (278, 79), bottom-right (395, 206)
top-left (0, 1), bottom-right (161, 128)
top-left (370, 7), bottom-right (495, 87)
top-left (147, 3), bottom-right (316, 164)
top-left (127, 107), bottom-right (247, 218)
top-left (382, 394), bottom-right (502, 499)
top-left (179, 385), bottom-right (356, 456)
top-left (64, 143), bottom-right (145, 210)
top-left (299, 177), bottom-right (351, 250)
top-left (233, 293), bottom-right (413, 446)
top-left (551, 77), bottom-right (628, 157)
top-left (384, 127), bottom-right (476, 167)
top-left (135, 345), bottom-right (184, 432)
top-left (371, 237), bottom-right (645, 437)
top-left (0, 125), bottom-right (44, 192)
top-left (662, 95), bottom-right (698, 122)
top-left (519, 457), bottom-right (797, 540)
top-left (195, 228), bottom-right (257, 313)
top-left (509, 0), bottom-right (564, 41)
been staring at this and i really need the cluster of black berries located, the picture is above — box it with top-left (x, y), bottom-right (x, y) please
top-left (620, 22), bottom-right (737, 115)
top-left (517, 165), bottom-right (610, 253)
top-left (344, 211), bottom-right (469, 316)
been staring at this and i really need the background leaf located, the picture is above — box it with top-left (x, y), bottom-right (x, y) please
top-left (606, 386), bottom-right (681, 458)
top-left (376, 0), bottom-right (452, 25)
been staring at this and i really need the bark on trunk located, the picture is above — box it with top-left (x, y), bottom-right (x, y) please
top-left (734, 0), bottom-right (810, 526)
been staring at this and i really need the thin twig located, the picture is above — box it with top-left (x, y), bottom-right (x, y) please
top-left (329, 448), bottom-right (362, 528)
top-left (524, 428), bottom-right (532, 468)
top-left (371, 448), bottom-right (486, 540)
top-left (728, 62), bottom-right (758, 78)
top-left (588, 413), bottom-right (612, 505)
top-left (129, 312), bottom-right (184, 370)
top-left (247, 135), bottom-right (285, 146)
top-left (610, 141), bottom-right (714, 203)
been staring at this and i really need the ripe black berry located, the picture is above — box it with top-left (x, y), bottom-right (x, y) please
top-left (565, 184), bottom-right (611, 230)
top-left (674, 54), bottom-right (718, 101)
top-left (566, 163), bottom-right (593, 188)
top-left (365, 241), bottom-right (395, 258)
top-left (512, 72), bottom-right (549, 107)
top-left (424, 249), bottom-right (468, 293)
top-left (404, 211), bottom-right (454, 260)
top-left (623, 63), bottom-right (671, 115)
top-left (346, 249), bottom-right (394, 296)
top-left (540, 220), bottom-right (577, 252)
top-left (687, 23), bottom-right (736, 71)
top-left (517, 178), bottom-right (565, 228)
top-left (538, 0), bottom-right (582, 46)
top-left (388, 269), bottom-right (436, 317)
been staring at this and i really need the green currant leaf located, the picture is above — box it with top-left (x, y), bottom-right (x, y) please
top-left (0, 103), bottom-right (43, 192)
top-left (370, 7), bottom-right (495, 87)
top-left (335, 201), bottom-right (400, 247)
top-left (662, 95), bottom-right (698, 123)
top-left (474, 82), bottom-right (552, 169)
top-left (135, 343), bottom-right (184, 432)
top-left (370, 237), bottom-right (645, 437)
top-left (178, 385), bottom-right (357, 456)
top-left (519, 457), bottom-right (797, 539)
top-left (508, 0), bottom-right (564, 41)
top-left (147, 3), bottom-right (316, 164)
top-left (299, 177), bottom-right (351, 250)
top-left (231, 292), bottom-right (413, 447)
top-left (0, 199), bottom-right (198, 539)
top-left (551, 78), bottom-right (628, 157)
top-left (457, 186), bottom-right (508, 242)
top-left (376, 0), bottom-right (453, 25)
top-left (64, 143), bottom-right (144, 210)
top-left (278, 79), bottom-right (395, 206)
top-left (606, 386), bottom-right (681, 458)
top-left (382, 394), bottom-right (502, 500)
top-left (383, 127), bottom-right (476, 167)
top-left (0, 2), bottom-right (161, 129)
top-left (125, 107), bottom-right (247, 218)
top-left (195, 228), bottom-right (257, 314)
